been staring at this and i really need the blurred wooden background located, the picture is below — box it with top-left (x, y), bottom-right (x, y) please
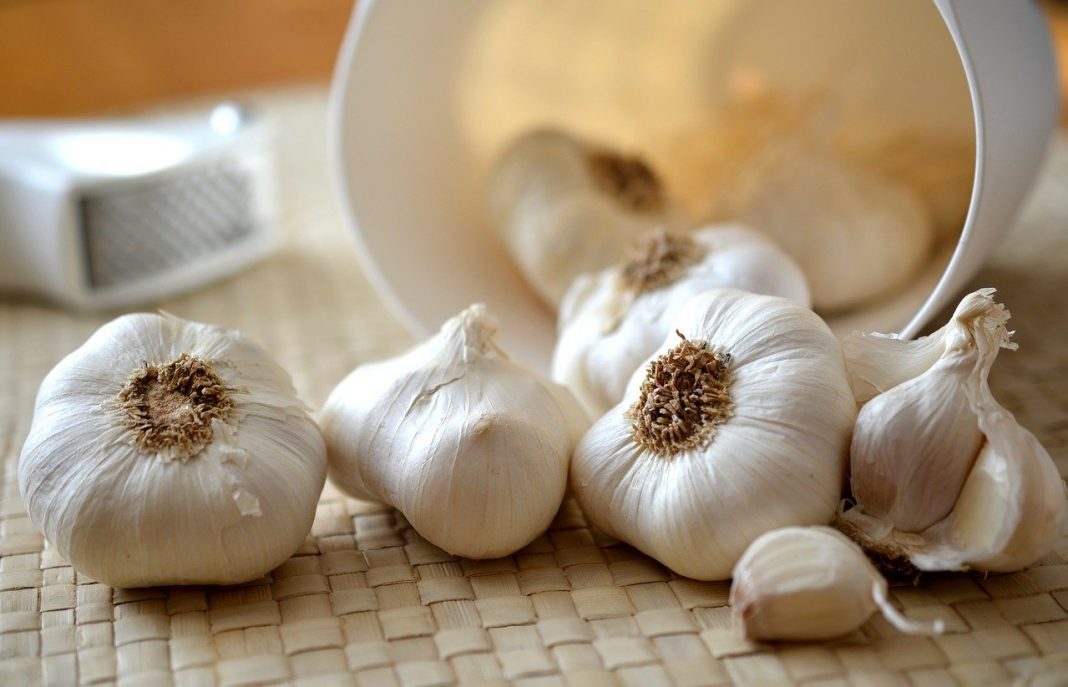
top-left (0, 0), bottom-right (355, 117)
top-left (0, 0), bottom-right (1065, 118)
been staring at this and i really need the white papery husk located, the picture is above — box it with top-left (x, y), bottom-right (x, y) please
top-left (321, 304), bottom-right (587, 560)
top-left (486, 128), bottom-right (684, 308)
top-left (571, 289), bottom-right (856, 580)
top-left (730, 526), bottom-right (942, 641)
top-left (552, 224), bottom-right (810, 418)
top-left (839, 289), bottom-right (1068, 572)
top-left (18, 313), bottom-right (327, 588)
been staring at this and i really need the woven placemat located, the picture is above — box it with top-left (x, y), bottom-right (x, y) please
top-left (2, 87), bottom-right (1067, 687)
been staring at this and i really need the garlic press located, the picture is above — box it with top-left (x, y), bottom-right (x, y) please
top-left (0, 103), bottom-right (277, 310)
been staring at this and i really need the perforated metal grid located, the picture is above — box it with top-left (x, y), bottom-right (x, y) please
top-left (80, 161), bottom-right (257, 289)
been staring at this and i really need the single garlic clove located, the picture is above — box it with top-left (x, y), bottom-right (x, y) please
top-left (486, 128), bottom-right (682, 308)
top-left (849, 356), bottom-right (984, 533)
top-left (570, 289), bottom-right (856, 580)
top-left (730, 526), bottom-right (943, 641)
top-left (552, 224), bottom-right (810, 418)
top-left (321, 304), bottom-right (586, 560)
top-left (18, 313), bottom-right (327, 588)
top-left (723, 137), bottom-right (933, 313)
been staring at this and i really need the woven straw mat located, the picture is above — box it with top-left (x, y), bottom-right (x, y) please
top-left (1, 88), bottom-right (1067, 687)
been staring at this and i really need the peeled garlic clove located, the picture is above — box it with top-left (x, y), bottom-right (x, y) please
top-left (552, 224), bottom-right (810, 417)
top-left (18, 313), bottom-right (327, 588)
top-left (723, 137), bottom-right (933, 313)
top-left (730, 526), bottom-right (942, 641)
top-left (486, 128), bottom-right (681, 307)
top-left (321, 304), bottom-right (586, 559)
top-left (571, 289), bottom-right (856, 580)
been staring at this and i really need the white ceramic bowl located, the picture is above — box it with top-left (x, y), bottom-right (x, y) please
top-left (330, 0), bottom-right (1056, 371)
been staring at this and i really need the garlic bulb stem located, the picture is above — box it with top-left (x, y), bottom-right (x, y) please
top-left (843, 287), bottom-right (1016, 405)
top-left (618, 229), bottom-right (702, 295)
top-left (586, 150), bottom-right (664, 213)
top-left (630, 335), bottom-right (732, 455)
top-left (118, 354), bottom-right (234, 458)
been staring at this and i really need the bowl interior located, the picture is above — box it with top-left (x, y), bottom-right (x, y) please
top-left (333, 0), bottom-right (974, 371)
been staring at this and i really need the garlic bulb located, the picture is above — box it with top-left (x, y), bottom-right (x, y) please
top-left (570, 289), bottom-right (856, 580)
top-left (721, 137), bottom-right (933, 313)
top-left (18, 313), bottom-right (327, 588)
top-left (730, 526), bottom-right (942, 641)
top-left (321, 304), bottom-right (586, 559)
top-left (840, 289), bottom-right (1068, 572)
top-left (486, 128), bottom-right (681, 308)
top-left (552, 224), bottom-right (810, 417)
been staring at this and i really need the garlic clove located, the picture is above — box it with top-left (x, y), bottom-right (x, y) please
top-left (722, 137), bottom-right (933, 313)
top-left (552, 224), bottom-right (810, 418)
top-left (849, 355), bottom-right (984, 533)
top-left (18, 313), bottom-right (327, 588)
top-left (321, 304), bottom-right (586, 560)
top-left (570, 289), bottom-right (855, 580)
top-left (839, 289), bottom-right (1067, 574)
top-left (846, 288), bottom-right (1015, 533)
top-left (486, 128), bottom-right (682, 308)
top-left (730, 526), bottom-right (943, 641)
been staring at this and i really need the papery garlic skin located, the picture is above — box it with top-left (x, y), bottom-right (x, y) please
top-left (915, 411), bottom-right (1068, 573)
top-left (552, 225), bottom-right (810, 417)
top-left (722, 138), bottom-right (933, 313)
top-left (840, 289), bottom-right (1068, 573)
top-left (487, 128), bottom-right (681, 308)
top-left (571, 289), bottom-right (856, 580)
top-left (19, 313), bottom-right (327, 588)
top-left (321, 304), bottom-right (586, 559)
top-left (842, 288), bottom-right (1012, 405)
top-left (730, 526), bottom-right (941, 641)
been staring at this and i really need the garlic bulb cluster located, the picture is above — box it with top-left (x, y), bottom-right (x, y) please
top-left (18, 313), bottom-right (327, 588)
top-left (321, 304), bottom-right (586, 559)
top-left (486, 128), bottom-right (680, 308)
top-left (840, 289), bottom-right (1068, 573)
top-left (730, 526), bottom-right (943, 641)
top-left (571, 289), bottom-right (856, 580)
top-left (720, 137), bottom-right (933, 313)
top-left (553, 224), bottom-right (810, 417)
